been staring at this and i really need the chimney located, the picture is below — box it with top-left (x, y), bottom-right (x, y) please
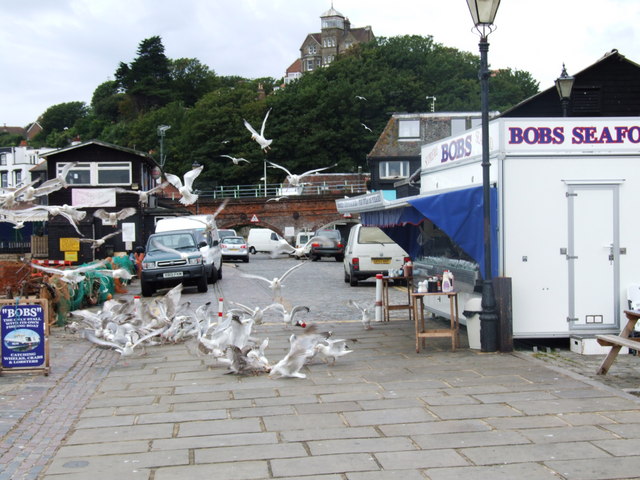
top-left (257, 83), bottom-right (266, 100)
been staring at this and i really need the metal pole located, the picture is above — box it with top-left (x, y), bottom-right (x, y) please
top-left (479, 36), bottom-right (499, 353)
top-left (263, 159), bottom-right (267, 197)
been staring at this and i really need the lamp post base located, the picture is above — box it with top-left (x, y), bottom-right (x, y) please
top-left (480, 278), bottom-right (499, 352)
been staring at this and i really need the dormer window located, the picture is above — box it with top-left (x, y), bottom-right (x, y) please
top-left (308, 45), bottom-right (317, 55)
top-left (398, 120), bottom-right (420, 139)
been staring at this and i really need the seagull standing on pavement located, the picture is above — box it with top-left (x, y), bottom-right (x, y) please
top-left (164, 165), bottom-right (203, 206)
top-left (347, 299), bottom-right (373, 330)
top-left (243, 108), bottom-right (273, 152)
top-left (266, 161), bottom-right (337, 187)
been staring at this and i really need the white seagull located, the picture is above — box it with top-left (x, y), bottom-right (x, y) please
top-left (267, 161), bottom-right (337, 187)
top-left (0, 180), bottom-right (38, 208)
top-left (164, 165), bottom-right (203, 206)
top-left (219, 155), bottom-right (250, 165)
top-left (355, 95), bottom-right (367, 101)
top-left (115, 181), bottom-right (169, 205)
top-left (30, 161), bottom-right (78, 196)
top-left (31, 260), bottom-right (107, 284)
top-left (243, 108), bottom-right (273, 151)
top-left (240, 262), bottom-right (307, 299)
top-left (93, 208), bottom-right (137, 226)
top-left (314, 338), bottom-right (353, 365)
top-left (267, 303), bottom-right (310, 327)
top-left (150, 240), bottom-right (193, 260)
top-left (347, 299), bottom-right (373, 330)
top-left (21, 204), bottom-right (86, 236)
top-left (361, 123), bottom-right (373, 133)
top-left (79, 230), bottom-right (122, 249)
top-left (269, 325), bottom-right (325, 379)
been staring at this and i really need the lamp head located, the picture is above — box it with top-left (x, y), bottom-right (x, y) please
top-left (467, 0), bottom-right (501, 38)
top-left (555, 63), bottom-right (575, 100)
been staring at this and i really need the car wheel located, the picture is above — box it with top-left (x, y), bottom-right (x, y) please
top-left (335, 255), bottom-right (344, 262)
top-left (344, 270), bottom-right (350, 283)
top-left (217, 265), bottom-right (223, 280)
top-left (141, 281), bottom-right (155, 297)
top-left (244, 257), bottom-right (249, 263)
top-left (197, 275), bottom-right (208, 293)
top-left (349, 268), bottom-right (358, 287)
top-left (311, 255), bottom-right (319, 262)
top-left (210, 265), bottom-right (219, 284)
top-left (249, 247), bottom-right (256, 254)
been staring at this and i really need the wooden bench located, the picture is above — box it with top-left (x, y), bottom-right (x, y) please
top-left (595, 310), bottom-right (640, 375)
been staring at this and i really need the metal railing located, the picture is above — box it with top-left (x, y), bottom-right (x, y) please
top-left (190, 178), bottom-right (368, 200)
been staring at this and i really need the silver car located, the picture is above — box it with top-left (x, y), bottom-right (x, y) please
top-left (220, 236), bottom-right (249, 263)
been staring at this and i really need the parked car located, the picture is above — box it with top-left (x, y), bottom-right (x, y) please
top-left (247, 228), bottom-right (290, 255)
top-left (291, 231), bottom-right (314, 258)
top-left (218, 229), bottom-right (237, 239)
top-left (309, 229), bottom-right (344, 262)
top-left (220, 236), bottom-right (249, 262)
top-left (343, 224), bottom-right (410, 286)
top-left (154, 215), bottom-right (223, 283)
top-left (140, 229), bottom-right (211, 297)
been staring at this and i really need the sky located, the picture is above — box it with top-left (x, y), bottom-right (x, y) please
top-left (1, 0), bottom-right (639, 127)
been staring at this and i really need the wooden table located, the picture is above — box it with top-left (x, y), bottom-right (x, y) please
top-left (411, 291), bottom-right (459, 352)
top-left (382, 276), bottom-right (412, 322)
top-left (596, 309), bottom-right (640, 375)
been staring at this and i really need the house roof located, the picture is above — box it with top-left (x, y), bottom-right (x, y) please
top-left (286, 58), bottom-right (302, 74)
top-left (39, 139), bottom-right (155, 162)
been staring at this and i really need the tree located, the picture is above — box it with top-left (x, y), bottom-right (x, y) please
top-left (170, 58), bottom-right (219, 107)
top-left (114, 36), bottom-right (173, 115)
top-left (36, 101), bottom-right (88, 142)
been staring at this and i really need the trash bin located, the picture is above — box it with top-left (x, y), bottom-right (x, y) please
top-left (463, 297), bottom-right (482, 350)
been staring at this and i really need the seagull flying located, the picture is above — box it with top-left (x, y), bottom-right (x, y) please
top-left (115, 181), bottom-right (169, 206)
top-left (361, 123), bottom-right (373, 133)
top-left (243, 108), bottom-right (273, 151)
top-left (93, 208), bottom-right (137, 226)
top-left (79, 230), bottom-right (122, 250)
top-left (219, 155), bottom-right (250, 165)
top-left (21, 204), bottom-right (86, 236)
top-left (355, 95), bottom-right (367, 101)
top-left (31, 260), bottom-right (107, 284)
top-left (240, 262), bottom-right (307, 300)
top-left (164, 165), bottom-right (203, 206)
top-left (267, 161), bottom-right (337, 187)
top-left (0, 180), bottom-right (38, 208)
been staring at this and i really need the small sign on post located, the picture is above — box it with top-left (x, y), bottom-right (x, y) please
top-left (0, 299), bottom-right (50, 376)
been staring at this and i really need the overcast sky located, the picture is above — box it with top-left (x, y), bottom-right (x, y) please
top-left (2, 0), bottom-right (638, 127)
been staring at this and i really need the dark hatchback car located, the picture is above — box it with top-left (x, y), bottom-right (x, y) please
top-left (309, 229), bottom-right (344, 262)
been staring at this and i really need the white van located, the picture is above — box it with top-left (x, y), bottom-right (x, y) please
top-left (154, 215), bottom-right (223, 283)
top-left (343, 224), bottom-right (410, 286)
top-left (247, 228), bottom-right (290, 255)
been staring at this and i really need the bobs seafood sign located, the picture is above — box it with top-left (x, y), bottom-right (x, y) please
top-left (422, 118), bottom-right (640, 169)
top-left (1, 300), bottom-right (50, 375)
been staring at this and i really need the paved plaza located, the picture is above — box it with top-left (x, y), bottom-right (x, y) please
top-left (2, 258), bottom-right (640, 479)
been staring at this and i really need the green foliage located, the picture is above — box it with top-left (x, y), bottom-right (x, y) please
top-left (47, 34), bottom-right (539, 186)
top-left (37, 101), bottom-right (88, 140)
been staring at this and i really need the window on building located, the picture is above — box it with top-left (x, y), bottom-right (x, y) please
top-left (57, 161), bottom-right (132, 186)
top-left (13, 170), bottom-right (21, 186)
top-left (398, 120), bottom-right (420, 139)
top-left (1, 172), bottom-right (7, 188)
top-left (323, 37), bottom-right (336, 48)
top-left (379, 160), bottom-right (410, 179)
top-left (0, 154), bottom-right (6, 166)
top-left (451, 118), bottom-right (466, 136)
top-left (308, 45), bottom-right (317, 55)
top-left (306, 59), bottom-right (315, 71)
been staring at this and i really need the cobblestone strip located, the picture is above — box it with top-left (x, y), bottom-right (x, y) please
top-left (0, 344), bottom-right (118, 480)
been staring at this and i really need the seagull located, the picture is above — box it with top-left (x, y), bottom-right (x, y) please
top-left (94, 268), bottom-right (133, 281)
top-left (355, 95), bottom-right (367, 101)
top-left (229, 301), bottom-right (281, 325)
top-left (314, 338), bottom-right (353, 365)
top-left (188, 198), bottom-right (229, 235)
top-left (30, 260), bottom-right (107, 284)
top-left (267, 303), bottom-right (310, 327)
top-left (21, 204), bottom-right (86, 236)
top-left (150, 240), bottom-right (193, 260)
top-left (361, 123), bottom-right (373, 133)
top-left (29, 161), bottom-right (78, 196)
top-left (164, 165), bottom-right (203, 206)
top-left (79, 230), bottom-right (122, 250)
top-left (269, 325), bottom-right (325, 379)
top-left (240, 262), bottom-right (307, 299)
top-left (115, 181), bottom-right (169, 205)
top-left (266, 195), bottom-right (289, 203)
top-left (83, 327), bottom-right (167, 358)
top-left (266, 161), bottom-right (337, 187)
top-left (93, 208), bottom-right (137, 226)
top-left (0, 180), bottom-right (38, 208)
top-left (347, 299), bottom-right (373, 330)
top-left (243, 108), bottom-right (273, 151)
top-left (219, 155), bottom-right (250, 165)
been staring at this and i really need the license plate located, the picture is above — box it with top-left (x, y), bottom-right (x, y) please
top-left (228, 248), bottom-right (239, 251)
top-left (372, 258), bottom-right (391, 264)
top-left (163, 272), bottom-right (184, 278)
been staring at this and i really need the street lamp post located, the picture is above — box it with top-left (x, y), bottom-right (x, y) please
top-left (555, 64), bottom-right (575, 117)
top-left (157, 125), bottom-right (171, 168)
top-left (467, 0), bottom-right (501, 353)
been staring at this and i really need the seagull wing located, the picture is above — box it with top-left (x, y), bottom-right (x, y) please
top-left (164, 172), bottom-right (183, 190)
top-left (74, 261), bottom-right (107, 274)
top-left (183, 165), bottom-right (204, 190)
top-left (211, 198), bottom-right (229, 220)
top-left (58, 211), bottom-right (84, 236)
top-left (146, 181), bottom-right (169, 195)
top-left (100, 230), bottom-right (122, 242)
top-left (116, 207), bottom-right (137, 220)
top-left (279, 261), bottom-right (307, 282)
top-left (93, 209), bottom-right (111, 221)
top-left (152, 241), bottom-right (184, 258)
top-left (31, 263), bottom-right (65, 276)
top-left (267, 161), bottom-right (292, 177)
top-left (83, 329), bottom-right (123, 350)
top-left (239, 273), bottom-right (272, 285)
top-left (114, 187), bottom-right (137, 195)
top-left (260, 108), bottom-right (272, 136)
top-left (243, 119), bottom-right (259, 138)
top-left (299, 164), bottom-right (337, 179)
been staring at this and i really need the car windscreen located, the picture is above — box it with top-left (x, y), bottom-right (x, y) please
top-left (149, 233), bottom-right (196, 251)
top-left (357, 227), bottom-right (394, 244)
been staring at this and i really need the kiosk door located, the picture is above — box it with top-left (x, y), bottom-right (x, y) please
top-left (566, 183), bottom-right (621, 332)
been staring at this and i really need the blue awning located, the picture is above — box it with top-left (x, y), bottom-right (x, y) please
top-left (361, 186), bottom-right (498, 279)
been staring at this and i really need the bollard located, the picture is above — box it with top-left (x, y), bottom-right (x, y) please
top-left (375, 273), bottom-right (383, 322)
top-left (218, 298), bottom-right (224, 321)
